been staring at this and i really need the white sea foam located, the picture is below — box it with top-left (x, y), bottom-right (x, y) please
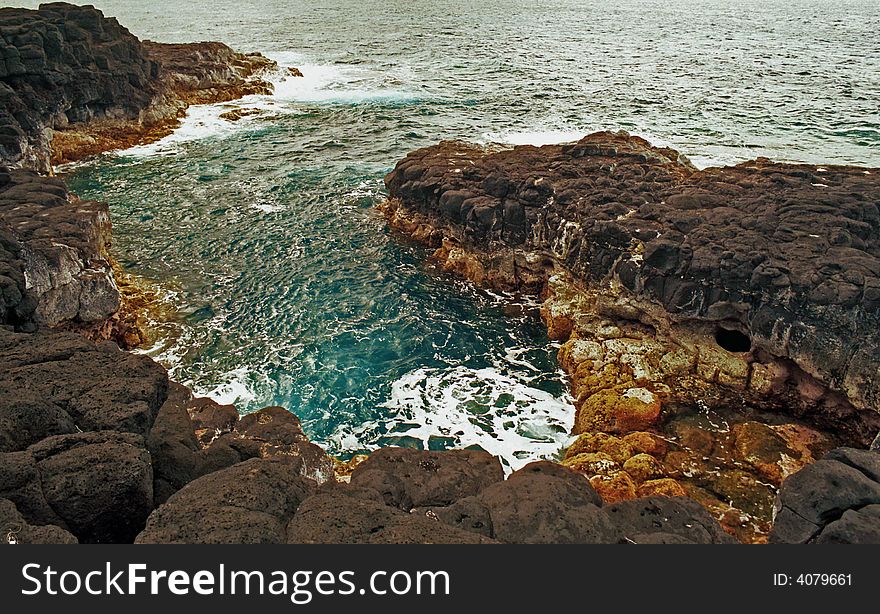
top-left (250, 200), bottom-right (283, 214)
top-left (114, 52), bottom-right (419, 158)
top-left (121, 100), bottom-right (280, 157)
top-left (199, 366), bottom-right (259, 406)
top-left (327, 364), bottom-right (575, 472)
top-left (480, 129), bottom-right (587, 147)
top-left (271, 63), bottom-right (419, 105)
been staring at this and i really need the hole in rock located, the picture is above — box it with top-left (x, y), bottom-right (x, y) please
top-left (715, 327), bottom-right (752, 353)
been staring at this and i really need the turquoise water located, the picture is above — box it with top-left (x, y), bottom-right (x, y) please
top-left (45, 0), bottom-right (880, 467)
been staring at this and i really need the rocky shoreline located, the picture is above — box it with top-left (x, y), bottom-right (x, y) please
top-left (382, 132), bottom-right (880, 543)
top-left (1, 3), bottom-right (278, 171)
top-left (1, 3), bottom-right (879, 545)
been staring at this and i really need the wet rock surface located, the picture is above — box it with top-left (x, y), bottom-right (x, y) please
top-left (0, 3), bottom-right (278, 170)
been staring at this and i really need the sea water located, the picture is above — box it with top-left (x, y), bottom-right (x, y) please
top-left (27, 0), bottom-right (879, 469)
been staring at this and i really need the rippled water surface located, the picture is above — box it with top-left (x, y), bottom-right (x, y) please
top-left (23, 0), bottom-right (879, 467)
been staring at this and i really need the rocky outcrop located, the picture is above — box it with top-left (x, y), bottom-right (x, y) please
top-left (138, 446), bottom-right (674, 545)
top-left (0, 3), bottom-right (278, 171)
top-left (0, 168), bottom-right (128, 338)
top-left (383, 132), bottom-right (880, 441)
top-left (0, 328), bottom-right (167, 449)
top-left (1, 4), bottom-right (282, 340)
top-left (0, 326), bottom-right (335, 543)
top-left (382, 131), bottom-right (880, 541)
top-left (348, 447), bottom-right (505, 508)
top-left (2, 5), bottom-right (875, 546)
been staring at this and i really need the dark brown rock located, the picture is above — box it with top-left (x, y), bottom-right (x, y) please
top-left (136, 457), bottom-right (314, 544)
top-left (770, 451), bottom-right (880, 544)
top-left (422, 496), bottom-right (494, 538)
top-left (29, 431), bottom-right (154, 543)
top-left (814, 505), bottom-right (880, 544)
top-left (0, 328), bottom-right (168, 441)
top-left (476, 461), bottom-right (620, 543)
top-left (605, 496), bottom-right (738, 544)
top-left (286, 489), bottom-right (496, 544)
top-left (350, 447), bottom-right (504, 509)
top-left (188, 396), bottom-right (238, 443)
top-left (0, 450), bottom-right (65, 527)
top-left (0, 497), bottom-right (76, 544)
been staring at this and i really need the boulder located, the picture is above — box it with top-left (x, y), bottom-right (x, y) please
top-left (28, 431), bottom-right (154, 543)
top-left (814, 505), bottom-right (880, 544)
top-left (422, 496), bottom-right (494, 538)
top-left (476, 461), bottom-right (620, 543)
top-left (0, 4), bottom-right (279, 171)
top-left (350, 447), bottom-right (504, 509)
top-left (286, 488), bottom-right (495, 544)
top-left (136, 457), bottom-right (314, 544)
top-left (605, 496), bottom-right (737, 544)
top-left (770, 449), bottom-right (880, 543)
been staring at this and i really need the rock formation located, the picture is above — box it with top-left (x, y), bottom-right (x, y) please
top-left (0, 167), bottom-right (125, 338)
top-left (0, 3), bottom-right (277, 171)
top-left (0, 3), bottom-right (281, 340)
top-left (770, 447), bottom-right (880, 543)
top-left (382, 131), bottom-right (880, 541)
top-left (1, 4), bottom-right (878, 545)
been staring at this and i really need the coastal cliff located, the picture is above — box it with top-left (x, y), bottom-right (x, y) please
top-left (0, 3), bottom-right (277, 171)
top-left (1, 4), bottom-right (878, 545)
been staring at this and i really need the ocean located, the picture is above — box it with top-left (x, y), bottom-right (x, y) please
top-left (18, 0), bottom-right (878, 468)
